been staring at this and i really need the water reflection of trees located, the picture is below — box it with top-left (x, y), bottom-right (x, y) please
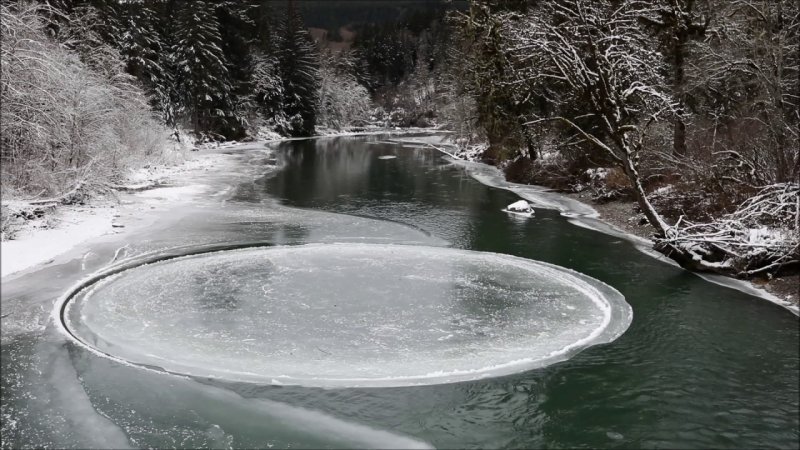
top-left (265, 138), bottom-right (374, 205)
top-left (264, 137), bottom-right (494, 246)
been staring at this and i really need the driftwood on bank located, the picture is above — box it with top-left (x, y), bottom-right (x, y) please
top-left (655, 183), bottom-right (799, 278)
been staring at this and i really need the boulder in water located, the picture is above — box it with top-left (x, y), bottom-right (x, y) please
top-left (505, 200), bottom-right (534, 217)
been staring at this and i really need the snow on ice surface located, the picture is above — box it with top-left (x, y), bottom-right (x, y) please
top-left (453, 159), bottom-right (599, 217)
top-left (0, 184), bottom-right (208, 279)
top-left (63, 243), bottom-right (631, 387)
top-left (134, 184), bottom-right (209, 202)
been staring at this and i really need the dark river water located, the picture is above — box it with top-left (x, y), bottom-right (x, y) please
top-left (1, 135), bottom-right (798, 449)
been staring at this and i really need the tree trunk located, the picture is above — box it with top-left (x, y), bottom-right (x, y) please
top-left (621, 154), bottom-right (669, 238)
top-left (672, 40), bottom-right (687, 157)
top-left (673, 117), bottom-right (687, 157)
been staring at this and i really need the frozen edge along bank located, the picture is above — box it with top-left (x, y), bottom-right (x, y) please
top-left (54, 243), bottom-right (632, 387)
top-left (0, 128), bottom-right (443, 280)
top-left (389, 135), bottom-right (800, 317)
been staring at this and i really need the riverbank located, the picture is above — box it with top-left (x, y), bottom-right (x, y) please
top-left (0, 128), bottom-right (440, 279)
top-left (403, 134), bottom-right (799, 315)
top-left (562, 190), bottom-right (799, 310)
top-left (4, 130), bottom-right (794, 311)
top-left (0, 147), bottom-right (235, 278)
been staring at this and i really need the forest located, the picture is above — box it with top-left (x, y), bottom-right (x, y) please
top-left (1, 0), bottom-right (798, 281)
top-left (442, 0), bottom-right (799, 281)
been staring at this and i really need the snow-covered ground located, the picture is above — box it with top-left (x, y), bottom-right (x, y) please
top-left (1, 205), bottom-right (115, 277)
top-left (0, 128), bottom-right (436, 280)
top-left (1, 150), bottom-right (230, 279)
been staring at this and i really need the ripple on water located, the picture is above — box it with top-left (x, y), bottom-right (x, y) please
top-left (62, 244), bottom-right (632, 387)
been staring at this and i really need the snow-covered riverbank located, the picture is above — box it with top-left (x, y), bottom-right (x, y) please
top-left (0, 150), bottom-right (234, 279)
top-left (395, 134), bottom-right (799, 316)
top-left (0, 128), bottom-right (442, 280)
top-left (5, 131), bottom-right (794, 315)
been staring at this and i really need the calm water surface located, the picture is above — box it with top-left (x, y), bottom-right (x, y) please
top-left (1, 135), bottom-right (798, 449)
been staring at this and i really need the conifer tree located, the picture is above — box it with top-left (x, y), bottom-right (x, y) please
top-left (456, 0), bottom-right (537, 162)
top-left (246, 0), bottom-right (283, 123)
top-left (172, 0), bottom-right (235, 138)
top-left (639, 0), bottom-right (709, 156)
top-left (216, 1), bottom-right (261, 138)
top-left (276, 1), bottom-right (320, 137)
top-left (118, 0), bottom-right (175, 129)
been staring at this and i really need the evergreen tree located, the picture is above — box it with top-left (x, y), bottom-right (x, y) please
top-left (172, 0), bottom-right (235, 139)
top-left (249, 0), bottom-right (277, 53)
top-left (246, 0), bottom-right (283, 122)
top-left (276, 1), bottom-right (320, 137)
top-left (352, 22), bottom-right (416, 91)
top-left (216, 1), bottom-right (262, 138)
top-left (252, 52), bottom-right (283, 122)
top-left (118, 0), bottom-right (175, 130)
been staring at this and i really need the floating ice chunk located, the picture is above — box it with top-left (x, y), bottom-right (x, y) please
top-left (378, 155), bottom-right (397, 160)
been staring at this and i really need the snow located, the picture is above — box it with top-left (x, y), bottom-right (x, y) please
top-left (257, 128), bottom-right (284, 141)
top-left (1, 207), bottom-right (115, 277)
top-left (652, 185), bottom-right (675, 196)
top-left (504, 200), bottom-right (535, 218)
top-left (747, 227), bottom-right (787, 246)
top-left (507, 200), bottom-right (533, 212)
top-left (134, 184), bottom-right (209, 202)
top-left (585, 167), bottom-right (609, 181)
top-left (1, 148), bottom-right (232, 279)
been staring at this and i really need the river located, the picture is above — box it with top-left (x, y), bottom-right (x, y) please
top-left (1, 134), bottom-right (797, 448)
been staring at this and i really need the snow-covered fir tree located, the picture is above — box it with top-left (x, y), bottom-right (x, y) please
top-left (118, 0), bottom-right (175, 130)
top-left (172, 0), bottom-right (235, 139)
top-left (275, 1), bottom-right (320, 137)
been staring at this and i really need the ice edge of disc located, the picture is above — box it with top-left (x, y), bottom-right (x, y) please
top-left (54, 243), bottom-right (633, 387)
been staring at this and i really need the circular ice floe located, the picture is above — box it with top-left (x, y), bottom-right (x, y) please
top-left (61, 244), bottom-right (631, 387)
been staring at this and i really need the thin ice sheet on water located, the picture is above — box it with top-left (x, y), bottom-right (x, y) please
top-left (64, 244), bottom-right (631, 387)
